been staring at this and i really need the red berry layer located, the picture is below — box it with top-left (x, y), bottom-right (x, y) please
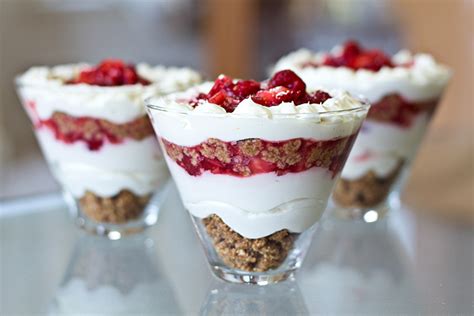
top-left (68, 59), bottom-right (151, 86)
top-left (368, 94), bottom-right (438, 127)
top-left (191, 70), bottom-right (331, 112)
top-left (302, 40), bottom-right (395, 71)
top-left (37, 112), bottom-right (154, 151)
top-left (162, 135), bottom-right (358, 178)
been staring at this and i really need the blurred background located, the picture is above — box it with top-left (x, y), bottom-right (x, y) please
top-left (0, 0), bottom-right (472, 224)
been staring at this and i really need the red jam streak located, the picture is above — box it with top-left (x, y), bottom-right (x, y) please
top-left (161, 135), bottom-right (358, 178)
top-left (191, 70), bottom-right (331, 112)
top-left (37, 112), bottom-right (153, 151)
top-left (368, 94), bottom-right (438, 127)
top-left (302, 40), bottom-right (395, 71)
top-left (67, 59), bottom-right (151, 86)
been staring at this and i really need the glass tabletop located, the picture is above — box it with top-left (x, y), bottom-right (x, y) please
top-left (1, 186), bottom-right (472, 315)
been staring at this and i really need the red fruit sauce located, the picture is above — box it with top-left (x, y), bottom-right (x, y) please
top-left (68, 59), bottom-right (151, 86)
top-left (368, 94), bottom-right (438, 127)
top-left (161, 134), bottom-right (357, 178)
top-left (191, 70), bottom-right (331, 112)
top-left (37, 112), bottom-right (153, 151)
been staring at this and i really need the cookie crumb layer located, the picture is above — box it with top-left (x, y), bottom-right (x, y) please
top-left (333, 160), bottom-right (404, 208)
top-left (79, 190), bottom-right (151, 224)
top-left (203, 214), bottom-right (296, 272)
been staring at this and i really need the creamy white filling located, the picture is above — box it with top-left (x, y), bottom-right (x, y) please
top-left (16, 63), bottom-right (201, 123)
top-left (147, 83), bottom-right (367, 146)
top-left (167, 159), bottom-right (336, 238)
top-left (341, 113), bottom-right (430, 179)
top-left (273, 49), bottom-right (451, 103)
top-left (36, 129), bottom-right (169, 197)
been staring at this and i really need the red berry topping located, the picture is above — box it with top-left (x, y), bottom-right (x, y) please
top-left (312, 41), bottom-right (394, 71)
top-left (251, 86), bottom-right (293, 106)
top-left (308, 90), bottom-right (332, 104)
top-left (268, 69), bottom-right (307, 92)
top-left (191, 75), bottom-right (261, 112)
top-left (69, 59), bottom-right (151, 86)
top-left (193, 70), bottom-right (332, 112)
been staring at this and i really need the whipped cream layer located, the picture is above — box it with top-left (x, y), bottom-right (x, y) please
top-left (167, 159), bottom-right (332, 238)
top-left (147, 83), bottom-right (367, 146)
top-left (273, 49), bottom-right (451, 103)
top-left (36, 130), bottom-right (169, 197)
top-left (341, 112), bottom-right (429, 180)
top-left (17, 63), bottom-right (201, 123)
top-left (147, 84), bottom-right (367, 238)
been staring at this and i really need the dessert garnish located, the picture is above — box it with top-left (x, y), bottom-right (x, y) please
top-left (191, 70), bottom-right (331, 112)
top-left (68, 59), bottom-right (151, 86)
top-left (304, 40), bottom-right (394, 71)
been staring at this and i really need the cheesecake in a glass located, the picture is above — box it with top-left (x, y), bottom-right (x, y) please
top-left (273, 42), bottom-right (451, 219)
top-left (146, 70), bottom-right (369, 283)
top-left (16, 59), bottom-right (201, 236)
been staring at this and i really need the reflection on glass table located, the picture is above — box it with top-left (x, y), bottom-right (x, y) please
top-left (0, 186), bottom-right (472, 315)
top-left (300, 215), bottom-right (419, 314)
top-left (201, 277), bottom-right (308, 315)
top-left (49, 233), bottom-right (181, 315)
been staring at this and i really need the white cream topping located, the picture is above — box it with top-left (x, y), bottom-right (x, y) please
top-left (273, 48), bottom-right (451, 102)
top-left (36, 130), bottom-right (169, 197)
top-left (147, 83), bottom-right (367, 146)
top-left (16, 63), bottom-right (201, 123)
top-left (167, 159), bottom-right (333, 239)
top-left (341, 113), bottom-right (430, 179)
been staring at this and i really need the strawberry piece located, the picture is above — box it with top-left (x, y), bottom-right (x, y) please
top-left (233, 80), bottom-right (261, 98)
top-left (308, 90), bottom-right (332, 104)
top-left (248, 158), bottom-right (275, 174)
top-left (252, 86), bottom-right (293, 106)
top-left (195, 70), bottom-right (332, 112)
top-left (268, 70), bottom-right (306, 93)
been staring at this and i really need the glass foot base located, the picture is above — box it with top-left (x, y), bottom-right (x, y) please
top-left (61, 183), bottom-right (170, 239)
top-left (329, 199), bottom-right (389, 223)
top-left (73, 212), bottom-right (155, 240)
top-left (211, 266), bottom-right (295, 285)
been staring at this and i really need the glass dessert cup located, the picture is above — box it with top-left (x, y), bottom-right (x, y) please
top-left (15, 61), bottom-right (200, 237)
top-left (273, 42), bottom-right (451, 221)
top-left (146, 87), bottom-right (369, 284)
top-left (330, 95), bottom-right (442, 221)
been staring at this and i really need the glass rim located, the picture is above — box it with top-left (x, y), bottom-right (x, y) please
top-left (145, 97), bottom-right (371, 119)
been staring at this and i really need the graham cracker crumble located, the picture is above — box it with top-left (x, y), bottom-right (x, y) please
top-left (79, 190), bottom-right (151, 224)
top-left (203, 214), bottom-right (296, 272)
top-left (333, 160), bottom-right (404, 208)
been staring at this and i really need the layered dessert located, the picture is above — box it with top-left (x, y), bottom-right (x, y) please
top-left (16, 60), bottom-right (201, 228)
top-left (274, 42), bottom-right (451, 209)
top-left (146, 69), bottom-right (369, 280)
